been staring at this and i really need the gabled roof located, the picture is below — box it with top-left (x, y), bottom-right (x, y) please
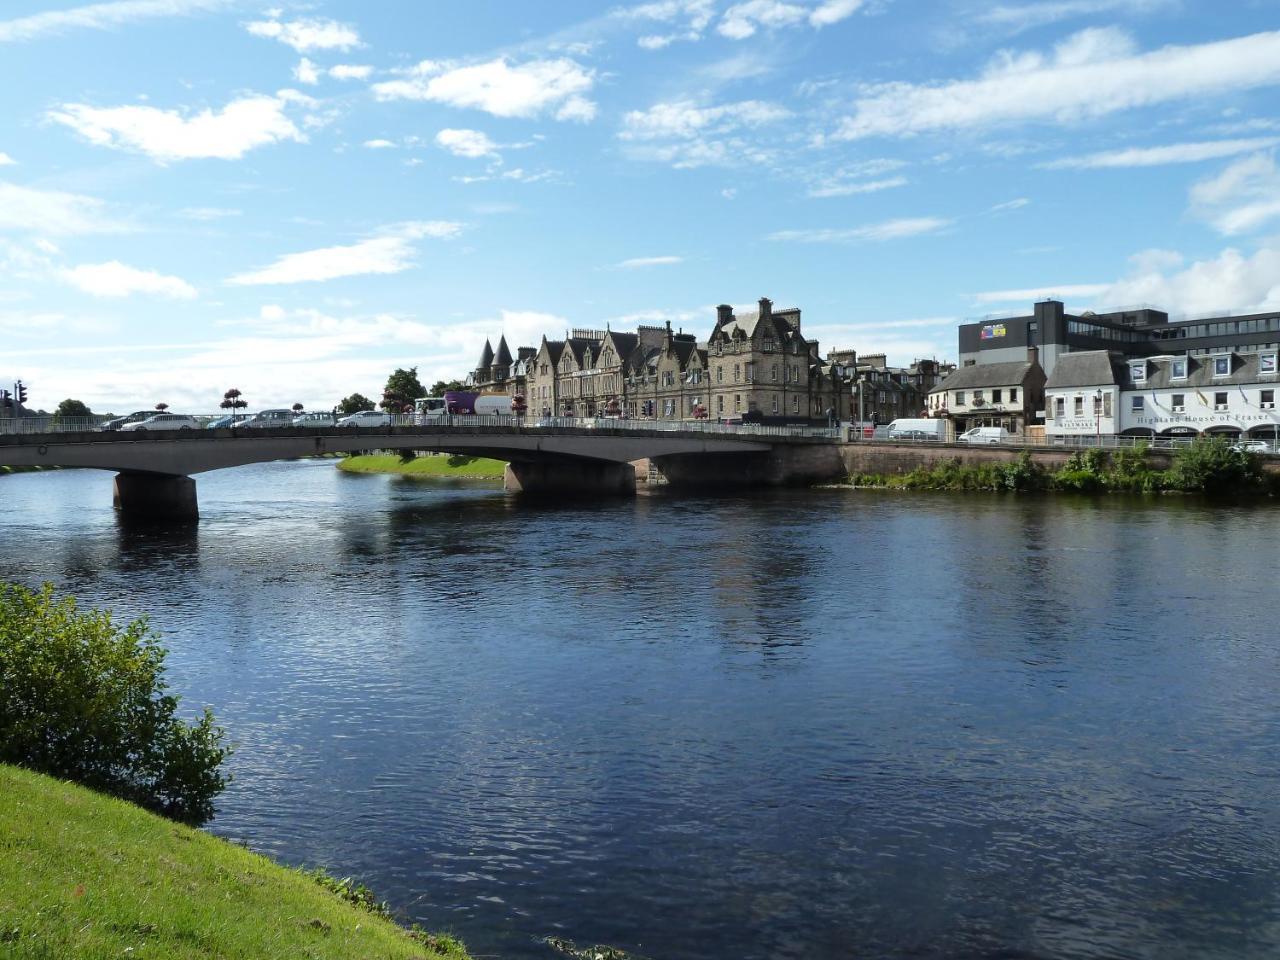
top-left (934, 360), bottom-right (1035, 392)
top-left (605, 331), bottom-right (640, 363)
top-left (565, 336), bottom-right (600, 365)
top-left (494, 335), bottom-right (513, 366)
top-left (1046, 350), bottom-right (1123, 389)
top-left (543, 339), bottom-right (565, 365)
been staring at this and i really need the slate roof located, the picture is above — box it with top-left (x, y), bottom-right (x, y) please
top-left (1126, 351), bottom-right (1279, 390)
top-left (934, 360), bottom-right (1035, 392)
top-left (543, 339), bottom-right (565, 366)
top-left (477, 339), bottom-right (494, 369)
top-left (565, 336), bottom-right (601, 366)
top-left (1046, 350), bottom-right (1123, 389)
top-left (494, 335), bottom-right (513, 367)
top-left (606, 332), bottom-right (640, 362)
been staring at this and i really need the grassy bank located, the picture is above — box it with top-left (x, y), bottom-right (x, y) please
top-left (337, 453), bottom-right (506, 479)
top-left (0, 764), bottom-right (469, 959)
top-left (845, 443), bottom-right (1279, 497)
top-left (0, 465), bottom-right (63, 475)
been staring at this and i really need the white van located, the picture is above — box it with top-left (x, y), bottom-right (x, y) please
top-left (887, 418), bottom-right (947, 442)
top-left (957, 426), bottom-right (1013, 445)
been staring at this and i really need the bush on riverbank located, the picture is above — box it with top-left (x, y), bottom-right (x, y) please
top-left (338, 453), bottom-right (506, 478)
top-left (847, 440), bottom-right (1275, 496)
top-left (0, 583), bottom-right (230, 825)
top-left (0, 764), bottom-right (470, 960)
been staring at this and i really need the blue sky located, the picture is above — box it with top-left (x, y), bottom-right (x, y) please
top-left (2, 0), bottom-right (1279, 412)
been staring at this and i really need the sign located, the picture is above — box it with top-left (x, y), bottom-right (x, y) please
top-left (980, 323), bottom-right (1007, 340)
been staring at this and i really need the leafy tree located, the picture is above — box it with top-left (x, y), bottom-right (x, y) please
top-left (291, 402), bottom-right (304, 414)
top-left (0, 583), bottom-right (231, 825)
top-left (381, 367), bottom-right (426, 413)
top-left (220, 388), bottom-right (247, 423)
top-left (53, 398), bottom-right (92, 421)
top-left (338, 393), bottom-right (376, 415)
top-left (1168, 438), bottom-right (1263, 495)
top-left (428, 379), bottom-right (466, 397)
top-left (155, 402), bottom-right (169, 412)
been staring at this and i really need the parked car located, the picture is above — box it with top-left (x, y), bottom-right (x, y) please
top-left (206, 414), bottom-right (238, 429)
top-left (119, 413), bottom-right (199, 432)
top-left (1232, 440), bottom-right (1271, 454)
top-left (293, 412), bottom-right (337, 428)
top-left (888, 418), bottom-right (947, 442)
top-left (100, 411), bottom-right (161, 431)
top-left (238, 409), bottom-right (296, 429)
top-left (957, 426), bottom-right (1013, 445)
top-left (337, 410), bottom-right (391, 428)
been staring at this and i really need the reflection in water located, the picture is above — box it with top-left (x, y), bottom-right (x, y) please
top-left (2, 461), bottom-right (1280, 960)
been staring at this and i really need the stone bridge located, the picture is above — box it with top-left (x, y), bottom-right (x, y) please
top-left (0, 422), bottom-right (845, 521)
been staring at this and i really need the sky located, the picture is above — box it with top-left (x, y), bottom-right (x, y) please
top-left (1, 0), bottom-right (1279, 413)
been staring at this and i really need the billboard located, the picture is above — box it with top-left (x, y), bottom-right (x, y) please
top-left (980, 323), bottom-right (1007, 340)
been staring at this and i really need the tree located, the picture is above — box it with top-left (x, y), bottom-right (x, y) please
top-left (155, 402), bottom-right (169, 412)
top-left (0, 583), bottom-right (231, 825)
top-left (291, 402), bottom-right (304, 415)
top-left (338, 393), bottom-right (376, 415)
top-left (428, 379), bottom-right (465, 397)
top-left (381, 367), bottom-right (426, 413)
top-left (53, 398), bottom-right (92, 421)
top-left (220, 388), bottom-right (247, 423)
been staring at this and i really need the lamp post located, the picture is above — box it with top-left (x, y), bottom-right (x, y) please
top-left (855, 376), bottom-right (866, 440)
top-left (1095, 388), bottom-right (1103, 446)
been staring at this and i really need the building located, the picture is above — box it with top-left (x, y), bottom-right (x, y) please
top-left (467, 335), bottom-right (534, 405)
top-left (704, 298), bottom-right (825, 420)
top-left (928, 349), bottom-right (1046, 435)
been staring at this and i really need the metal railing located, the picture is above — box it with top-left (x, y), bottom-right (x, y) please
top-left (847, 430), bottom-right (1279, 455)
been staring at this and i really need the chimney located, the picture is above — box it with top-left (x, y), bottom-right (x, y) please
top-left (758, 297), bottom-right (772, 320)
top-left (1027, 345), bottom-right (1040, 367)
top-left (716, 304), bottom-right (733, 325)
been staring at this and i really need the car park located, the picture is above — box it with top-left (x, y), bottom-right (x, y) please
top-left (293, 412), bottom-right (337, 428)
top-left (119, 413), bottom-right (199, 431)
top-left (238, 409), bottom-right (296, 429)
top-left (336, 410), bottom-right (391, 428)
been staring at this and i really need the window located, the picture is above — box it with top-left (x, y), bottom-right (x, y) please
top-left (771, 364), bottom-right (778, 381)
top-left (717, 396), bottom-right (724, 413)
top-left (1262, 353), bottom-right (1278, 376)
top-left (716, 366), bottom-right (723, 383)
top-left (1215, 391), bottom-right (1229, 411)
top-left (1171, 359), bottom-right (1187, 380)
top-left (1132, 396), bottom-right (1145, 412)
top-left (1262, 390), bottom-right (1275, 409)
top-left (974, 389), bottom-right (984, 403)
top-left (1074, 396), bottom-right (1084, 416)
top-left (1054, 397), bottom-right (1065, 419)
top-left (992, 389), bottom-right (1002, 403)
top-left (734, 394), bottom-right (741, 412)
top-left (1103, 394), bottom-right (1112, 418)
top-left (1130, 361), bottom-right (1146, 383)
top-left (1010, 388), bottom-right (1018, 402)
top-left (792, 396), bottom-right (799, 413)
top-left (734, 364), bottom-right (740, 383)
top-left (772, 396), bottom-right (779, 413)
top-left (1171, 393), bottom-right (1185, 413)
top-left (956, 391), bottom-right (966, 406)
top-left (745, 363), bottom-right (754, 382)
top-left (1213, 355), bottom-right (1231, 377)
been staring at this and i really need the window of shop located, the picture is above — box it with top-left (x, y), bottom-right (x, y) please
top-left (1215, 392), bottom-right (1229, 410)
top-left (1172, 394), bottom-right (1185, 413)
top-left (1132, 396), bottom-right (1145, 412)
top-left (1171, 359), bottom-right (1187, 380)
top-left (1262, 389), bottom-right (1276, 409)
top-left (1074, 396), bottom-right (1083, 416)
top-left (1054, 397), bottom-right (1064, 419)
top-left (1213, 355), bottom-right (1231, 377)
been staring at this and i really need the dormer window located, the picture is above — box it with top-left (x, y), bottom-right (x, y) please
top-left (1213, 355), bottom-right (1231, 378)
top-left (1129, 361), bottom-right (1146, 383)
top-left (1261, 352), bottom-right (1278, 377)
top-left (1171, 358), bottom-right (1187, 380)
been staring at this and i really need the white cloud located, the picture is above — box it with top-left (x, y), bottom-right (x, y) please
top-left (1188, 152), bottom-right (1280, 236)
top-left (971, 283), bottom-right (1109, 303)
top-left (1045, 137), bottom-right (1280, 169)
top-left (0, 182), bottom-right (127, 235)
top-left (616, 0), bottom-right (715, 49)
top-left (49, 94), bottom-right (305, 161)
top-left (1102, 243), bottom-right (1280, 316)
top-left (980, 0), bottom-right (1173, 33)
top-left (717, 0), bottom-right (863, 39)
top-left (615, 255), bottom-right (683, 269)
top-left (0, 0), bottom-right (228, 43)
top-left (621, 99), bottom-right (791, 141)
top-left (0, 153), bottom-right (15, 166)
top-left (807, 176), bottom-right (907, 198)
top-left (329, 64), bottom-right (373, 81)
top-left (227, 221), bottom-right (463, 286)
top-left (61, 260), bottom-right (196, 299)
top-left (244, 17), bottom-right (360, 53)
top-left (989, 197), bottom-right (1031, 212)
top-left (372, 57), bottom-right (596, 122)
top-left (363, 139), bottom-right (397, 149)
top-left (436, 128), bottom-right (499, 159)
top-left (769, 217), bottom-right (953, 242)
top-left (836, 28), bottom-right (1280, 140)
top-left (294, 58), bottom-right (320, 85)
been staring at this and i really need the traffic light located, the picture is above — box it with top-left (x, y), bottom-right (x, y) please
top-left (1, 389), bottom-right (10, 409)
top-left (15, 381), bottom-right (27, 405)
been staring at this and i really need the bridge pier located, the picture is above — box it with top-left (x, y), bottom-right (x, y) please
top-left (113, 472), bottom-right (199, 522)
top-left (504, 460), bottom-right (636, 497)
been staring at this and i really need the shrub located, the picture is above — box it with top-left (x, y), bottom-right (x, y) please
top-left (1167, 438), bottom-right (1263, 495)
top-left (0, 583), bottom-right (231, 825)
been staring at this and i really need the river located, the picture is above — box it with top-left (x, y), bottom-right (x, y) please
top-left (3, 460), bottom-right (1279, 959)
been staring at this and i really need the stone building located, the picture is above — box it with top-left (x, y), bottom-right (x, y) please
top-left (468, 335), bottom-right (533, 405)
top-left (704, 298), bottom-right (825, 420)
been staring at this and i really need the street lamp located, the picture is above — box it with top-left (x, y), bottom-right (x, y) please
top-left (1095, 388), bottom-right (1103, 446)
top-left (854, 376), bottom-right (866, 440)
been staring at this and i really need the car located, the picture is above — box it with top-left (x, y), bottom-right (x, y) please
top-left (100, 411), bottom-right (162, 431)
top-left (1232, 440), bottom-right (1272, 454)
top-left (293, 412), bottom-right (337, 428)
top-left (238, 409), bottom-right (296, 429)
top-left (119, 413), bottom-right (199, 432)
top-left (336, 410), bottom-right (391, 428)
top-left (957, 426), bottom-right (1013, 445)
top-left (205, 414), bottom-right (238, 429)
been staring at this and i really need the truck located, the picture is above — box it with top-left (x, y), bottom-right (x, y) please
top-left (439, 391), bottom-right (522, 417)
top-left (887, 418), bottom-right (947, 442)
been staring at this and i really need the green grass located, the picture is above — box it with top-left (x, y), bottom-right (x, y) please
top-left (337, 453), bottom-right (506, 479)
top-left (0, 764), bottom-right (470, 960)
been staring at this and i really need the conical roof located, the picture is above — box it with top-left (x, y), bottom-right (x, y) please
top-left (478, 339), bottom-right (494, 369)
top-left (494, 335), bottom-right (513, 366)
